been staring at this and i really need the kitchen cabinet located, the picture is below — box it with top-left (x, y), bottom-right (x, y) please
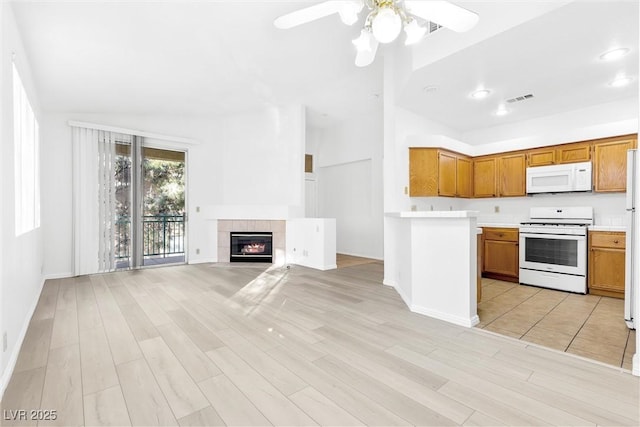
top-left (556, 142), bottom-right (591, 164)
top-left (473, 156), bottom-right (498, 198)
top-left (527, 148), bottom-right (555, 167)
top-left (409, 148), bottom-right (472, 198)
top-left (498, 153), bottom-right (526, 197)
top-left (593, 136), bottom-right (637, 192)
top-left (457, 157), bottom-right (473, 198)
top-left (438, 151), bottom-right (457, 197)
top-left (589, 231), bottom-right (625, 298)
top-left (482, 227), bottom-right (519, 283)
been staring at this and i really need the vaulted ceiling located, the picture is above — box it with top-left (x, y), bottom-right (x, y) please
top-left (10, 1), bottom-right (638, 131)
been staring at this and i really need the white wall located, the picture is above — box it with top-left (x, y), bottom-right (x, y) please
top-left (315, 109), bottom-right (384, 259)
top-left (463, 97), bottom-right (638, 153)
top-left (41, 105), bottom-right (306, 275)
top-left (0, 3), bottom-right (45, 396)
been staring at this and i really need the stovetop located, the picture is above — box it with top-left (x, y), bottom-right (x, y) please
top-left (520, 221), bottom-right (590, 227)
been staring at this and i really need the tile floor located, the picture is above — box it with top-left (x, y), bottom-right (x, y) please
top-left (477, 278), bottom-right (636, 370)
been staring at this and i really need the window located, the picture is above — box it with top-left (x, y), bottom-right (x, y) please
top-left (13, 62), bottom-right (40, 236)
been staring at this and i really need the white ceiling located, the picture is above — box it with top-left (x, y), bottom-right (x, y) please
top-left (397, 1), bottom-right (639, 132)
top-left (9, 1), bottom-right (639, 131)
top-left (10, 1), bottom-right (383, 127)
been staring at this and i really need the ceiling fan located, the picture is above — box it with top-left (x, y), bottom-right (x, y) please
top-left (274, 0), bottom-right (479, 67)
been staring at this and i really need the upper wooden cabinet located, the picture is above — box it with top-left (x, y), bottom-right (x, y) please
top-left (499, 154), bottom-right (526, 197)
top-left (409, 133), bottom-right (637, 199)
top-left (409, 148), bottom-right (472, 198)
top-left (556, 142), bottom-right (591, 164)
top-left (527, 148), bottom-right (555, 167)
top-left (473, 156), bottom-right (498, 198)
top-left (438, 151), bottom-right (457, 197)
top-left (409, 148), bottom-right (438, 196)
top-left (456, 157), bottom-right (473, 198)
top-left (527, 141), bottom-right (591, 166)
top-left (593, 135), bottom-right (637, 192)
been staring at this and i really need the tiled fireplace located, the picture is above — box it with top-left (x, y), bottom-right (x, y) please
top-left (217, 220), bottom-right (285, 265)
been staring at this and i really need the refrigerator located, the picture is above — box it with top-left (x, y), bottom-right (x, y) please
top-left (626, 149), bottom-right (639, 329)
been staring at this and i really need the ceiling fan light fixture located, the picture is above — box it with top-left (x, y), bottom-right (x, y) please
top-left (404, 19), bottom-right (427, 45)
top-left (371, 5), bottom-right (402, 43)
top-left (338, 0), bottom-right (364, 25)
top-left (353, 28), bottom-right (375, 52)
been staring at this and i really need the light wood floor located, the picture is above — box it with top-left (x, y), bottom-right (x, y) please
top-left (336, 254), bottom-right (380, 269)
top-left (2, 263), bottom-right (638, 426)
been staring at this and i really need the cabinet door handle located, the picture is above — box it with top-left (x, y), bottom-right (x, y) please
top-left (614, 240), bottom-right (619, 244)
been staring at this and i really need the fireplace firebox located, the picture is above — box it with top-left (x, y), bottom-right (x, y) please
top-left (230, 232), bottom-right (273, 263)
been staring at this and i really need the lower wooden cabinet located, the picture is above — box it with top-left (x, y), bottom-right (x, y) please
top-left (482, 227), bottom-right (519, 283)
top-left (588, 231), bottom-right (625, 298)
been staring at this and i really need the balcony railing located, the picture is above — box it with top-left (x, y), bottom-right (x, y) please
top-left (115, 214), bottom-right (185, 260)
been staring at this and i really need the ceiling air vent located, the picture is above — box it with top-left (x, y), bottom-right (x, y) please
top-left (428, 21), bottom-right (442, 34)
top-left (506, 93), bottom-right (534, 103)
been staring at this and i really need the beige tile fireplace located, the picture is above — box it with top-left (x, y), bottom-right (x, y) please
top-left (217, 220), bottom-right (286, 264)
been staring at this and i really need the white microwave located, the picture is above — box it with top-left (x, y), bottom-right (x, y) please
top-left (526, 161), bottom-right (592, 194)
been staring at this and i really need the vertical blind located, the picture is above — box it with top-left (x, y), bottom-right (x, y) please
top-left (72, 126), bottom-right (132, 275)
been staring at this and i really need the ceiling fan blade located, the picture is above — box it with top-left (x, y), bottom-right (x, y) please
top-left (274, 1), bottom-right (359, 29)
top-left (355, 40), bottom-right (379, 67)
top-left (405, 1), bottom-right (479, 33)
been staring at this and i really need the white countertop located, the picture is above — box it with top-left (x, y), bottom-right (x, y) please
top-left (477, 222), bottom-right (520, 228)
top-left (589, 225), bottom-right (627, 232)
top-left (386, 211), bottom-right (479, 218)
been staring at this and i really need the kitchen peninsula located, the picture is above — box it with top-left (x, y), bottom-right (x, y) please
top-left (384, 211), bottom-right (479, 327)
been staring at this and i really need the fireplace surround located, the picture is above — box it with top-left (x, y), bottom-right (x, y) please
top-left (217, 220), bottom-right (285, 265)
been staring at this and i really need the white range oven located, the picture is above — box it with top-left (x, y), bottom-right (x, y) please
top-left (519, 207), bottom-right (593, 294)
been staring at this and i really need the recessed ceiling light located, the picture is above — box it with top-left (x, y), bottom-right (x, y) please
top-left (599, 47), bottom-right (630, 61)
top-left (470, 89), bottom-right (491, 99)
top-left (495, 106), bottom-right (509, 116)
top-left (609, 75), bottom-right (633, 87)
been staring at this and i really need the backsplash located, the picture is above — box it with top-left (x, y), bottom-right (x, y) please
top-left (411, 192), bottom-right (626, 226)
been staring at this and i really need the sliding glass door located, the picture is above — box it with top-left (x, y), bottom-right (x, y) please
top-left (114, 140), bottom-right (186, 270)
top-left (141, 147), bottom-right (185, 267)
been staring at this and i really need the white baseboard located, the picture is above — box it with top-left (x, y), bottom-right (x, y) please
top-left (337, 251), bottom-right (383, 261)
top-left (633, 353), bottom-right (639, 377)
top-left (188, 258), bottom-right (216, 265)
top-left (382, 279), bottom-right (395, 287)
top-left (0, 275), bottom-right (46, 400)
top-left (43, 272), bottom-right (73, 280)
top-left (410, 305), bottom-right (480, 328)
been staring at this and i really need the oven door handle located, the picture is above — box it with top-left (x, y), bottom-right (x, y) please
top-left (520, 232), bottom-right (586, 240)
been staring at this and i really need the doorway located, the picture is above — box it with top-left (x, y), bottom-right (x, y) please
top-left (114, 141), bottom-right (186, 269)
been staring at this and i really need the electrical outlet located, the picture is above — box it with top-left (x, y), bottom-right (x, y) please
top-left (410, 205), bottom-right (417, 211)
top-left (196, 206), bottom-right (200, 213)
top-left (430, 205), bottom-right (434, 211)
top-left (449, 206), bottom-right (453, 211)
top-left (494, 205), bottom-right (500, 213)
top-left (3, 332), bottom-right (7, 352)
top-left (404, 186), bottom-right (408, 195)
top-left (195, 248), bottom-right (200, 255)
